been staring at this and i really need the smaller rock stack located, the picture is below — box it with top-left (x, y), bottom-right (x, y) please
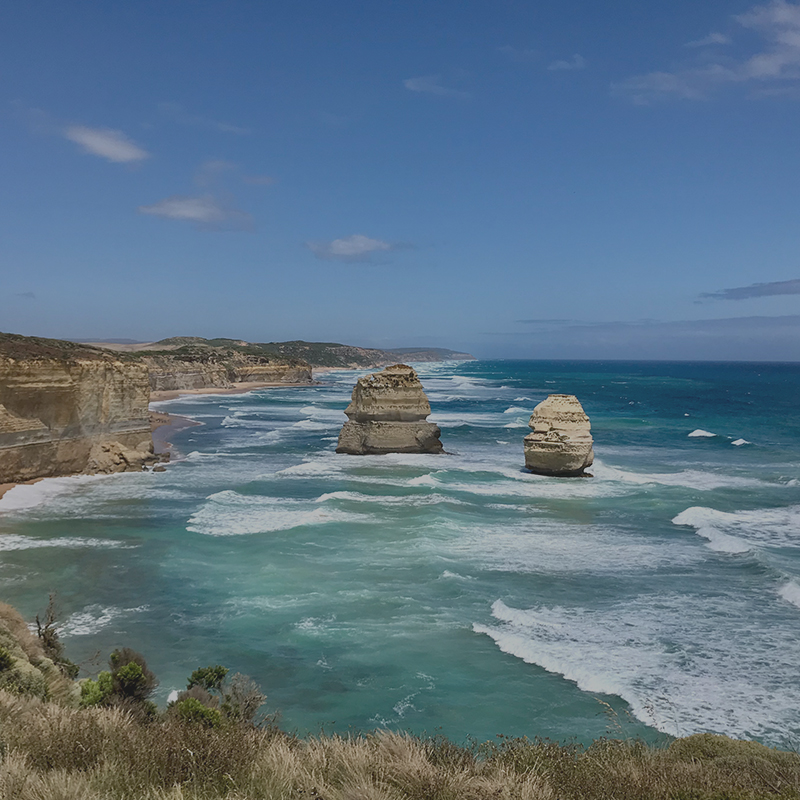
top-left (524, 394), bottom-right (594, 476)
top-left (336, 365), bottom-right (443, 455)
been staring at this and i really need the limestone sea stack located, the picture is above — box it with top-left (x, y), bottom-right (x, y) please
top-left (336, 364), bottom-right (443, 455)
top-left (523, 394), bottom-right (594, 477)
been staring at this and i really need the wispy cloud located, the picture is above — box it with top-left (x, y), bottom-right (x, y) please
top-left (158, 102), bottom-right (251, 134)
top-left (63, 126), bottom-right (150, 163)
top-left (403, 75), bottom-right (469, 98)
top-left (307, 234), bottom-right (398, 263)
top-left (15, 291), bottom-right (36, 300)
top-left (138, 194), bottom-right (253, 231)
top-left (686, 32), bottom-right (732, 47)
top-left (613, 0), bottom-right (800, 103)
top-left (700, 277), bottom-right (800, 300)
top-left (547, 54), bottom-right (587, 71)
top-left (498, 45), bottom-right (538, 63)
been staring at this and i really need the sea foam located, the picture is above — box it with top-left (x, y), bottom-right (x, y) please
top-left (475, 595), bottom-right (800, 741)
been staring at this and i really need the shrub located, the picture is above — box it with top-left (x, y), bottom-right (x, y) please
top-left (187, 664), bottom-right (228, 693)
top-left (34, 594), bottom-right (79, 679)
top-left (80, 671), bottom-right (113, 707)
top-left (108, 648), bottom-right (157, 704)
top-left (172, 697), bottom-right (222, 728)
top-left (221, 672), bottom-right (265, 724)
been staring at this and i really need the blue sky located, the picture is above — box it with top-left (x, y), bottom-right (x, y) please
top-left (3, 0), bottom-right (800, 359)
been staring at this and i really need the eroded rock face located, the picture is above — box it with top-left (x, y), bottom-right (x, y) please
top-left (336, 365), bottom-right (443, 455)
top-left (523, 394), bottom-right (594, 476)
top-left (0, 336), bottom-right (156, 483)
top-left (143, 354), bottom-right (312, 392)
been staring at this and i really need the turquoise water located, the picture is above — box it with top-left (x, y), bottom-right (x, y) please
top-left (1, 360), bottom-right (799, 746)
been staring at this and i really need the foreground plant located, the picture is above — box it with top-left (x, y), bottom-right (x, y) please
top-left (0, 689), bottom-right (798, 800)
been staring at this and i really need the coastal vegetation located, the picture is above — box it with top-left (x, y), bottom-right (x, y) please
top-left (0, 599), bottom-right (798, 800)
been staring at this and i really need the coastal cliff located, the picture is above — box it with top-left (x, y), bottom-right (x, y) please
top-left (0, 333), bottom-right (155, 484)
top-left (88, 338), bottom-right (314, 391)
top-left (84, 336), bottom-right (475, 372)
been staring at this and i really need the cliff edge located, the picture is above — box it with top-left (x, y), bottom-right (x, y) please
top-left (0, 333), bottom-right (155, 484)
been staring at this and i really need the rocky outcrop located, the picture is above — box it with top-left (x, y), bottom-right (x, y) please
top-left (523, 394), bottom-right (594, 476)
top-left (0, 333), bottom-right (156, 484)
top-left (336, 365), bottom-right (443, 455)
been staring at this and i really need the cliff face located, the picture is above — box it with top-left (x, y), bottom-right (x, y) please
top-left (141, 351), bottom-right (312, 392)
top-left (0, 334), bottom-right (155, 484)
top-left (337, 365), bottom-right (443, 455)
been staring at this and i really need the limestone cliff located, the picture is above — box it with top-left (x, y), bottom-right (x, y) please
top-left (523, 394), bottom-right (594, 477)
top-left (337, 364), bottom-right (443, 455)
top-left (88, 339), bottom-right (314, 391)
top-left (0, 333), bottom-right (155, 484)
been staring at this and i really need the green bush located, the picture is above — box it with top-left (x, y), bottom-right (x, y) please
top-left (172, 697), bottom-right (222, 728)
top-left (109, 648), bottom-right (157, 704)
top-left (187, 664), bottom-right (228, 693)
top-left (80, 671), bottom-right (113, 707)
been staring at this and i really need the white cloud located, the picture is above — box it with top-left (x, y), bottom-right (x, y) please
top-left (686, 32), bottom-right (732, 47)
top-left (403, 75), bottom-right (469, 98)
top-left (138, 194), bottom-right (252, 231)
top-left (307, 234), bottom-right (395, 263)
top-left (547, 54), bottom-right (587, 71)
top-left (63, 126), bottom-right (150, 163)
top-left (614, 0), bottom-right (800, 103)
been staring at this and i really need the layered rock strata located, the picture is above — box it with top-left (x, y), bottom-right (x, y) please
top-left (523, 394), bottom-right (594, 476)
top-left (0, 334), bottom-right (156, 484)
top-left (336, 364), bottom-right (443, 455)
top-left (140, 352), bottom-right (312, 392)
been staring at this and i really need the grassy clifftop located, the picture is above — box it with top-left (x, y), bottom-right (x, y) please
top-left (0, 332), bottom-right (112, 362)
top-left (0, 601), bottom-right (797, 800)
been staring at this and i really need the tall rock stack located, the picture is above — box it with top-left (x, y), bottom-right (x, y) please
top-left (336, 364), bottom-right (443, 455)
top-left (523, 394), bottom-right (594, 476)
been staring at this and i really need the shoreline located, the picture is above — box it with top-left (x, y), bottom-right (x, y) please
top-left (150, 411), bottom-right (201, 455)
top-left (150, 380), bottom-right (318, 403)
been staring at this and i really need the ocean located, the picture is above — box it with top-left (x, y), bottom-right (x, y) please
top-left (1, 360), bottom-right (799, 747)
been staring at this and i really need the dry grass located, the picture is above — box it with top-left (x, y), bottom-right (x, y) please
top-left (0, 690), bottom-right (797, 800)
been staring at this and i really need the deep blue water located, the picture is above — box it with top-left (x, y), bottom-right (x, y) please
top-left (1, 360), bottom-right (799, 746)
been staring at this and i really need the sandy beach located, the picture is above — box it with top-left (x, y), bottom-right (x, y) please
top-left (149, 380), bottom-right (318, 403)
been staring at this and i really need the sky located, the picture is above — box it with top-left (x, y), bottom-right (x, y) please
top-left (3, 0), bottom-right (800, 360)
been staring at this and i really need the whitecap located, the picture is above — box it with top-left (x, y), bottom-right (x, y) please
top-left (779, 581), bottom-right (800, 609)
top-left (186, 491), bottom-right (366, 536)
top-left (503, 406), bottom-right (529, 414)
top-left (731, 439), bottom-right (751, 446)
top-left (688, 429), bottom-right (716, 438)
top-left (673, 505), bottom-right (800, 551)
top-left (0, 535), bottom-right (132, 552)
top-left (475, 595), bottom-right (800, 742)
top-left (0, 475), bottom-right (109, 512)
top-left (61, 604), bottom-right (148, 637)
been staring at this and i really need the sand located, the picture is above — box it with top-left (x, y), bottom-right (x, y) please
top-left (149, 380), bottom-right (318, 403)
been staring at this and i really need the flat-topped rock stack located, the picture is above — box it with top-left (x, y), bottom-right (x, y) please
top-left (524, 394), bottom-right (594, 476)
top-left (336, 364), bottom-right (443, 455)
